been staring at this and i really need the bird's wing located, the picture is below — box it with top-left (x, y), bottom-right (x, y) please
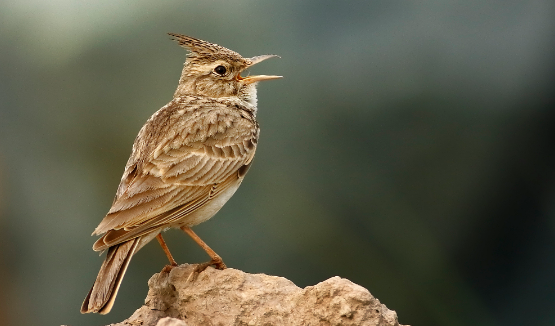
top-left (91, 97), bottom-right (258, 250)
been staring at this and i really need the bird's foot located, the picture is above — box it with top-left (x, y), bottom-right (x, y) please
top-left (161, 262), bottom-right (178, 273)
top-left (209, 255), bottom-right (227, 270)
top-left (186, 257), bottom-right (227, 282)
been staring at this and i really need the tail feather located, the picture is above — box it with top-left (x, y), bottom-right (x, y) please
top-left (81, 238), bottom-right (140, 314)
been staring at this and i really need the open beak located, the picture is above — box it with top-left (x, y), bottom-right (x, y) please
top-left (237, 54), bottom-right (282, 84)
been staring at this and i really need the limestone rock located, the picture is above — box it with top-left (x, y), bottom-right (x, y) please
top-left (109, 264), bottom-right (405, 326)
top-left (155, 317), bottom-right (188, 326)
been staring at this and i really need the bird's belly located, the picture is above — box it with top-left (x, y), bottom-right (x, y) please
top-left (175, 178), bottom-right (243, 228)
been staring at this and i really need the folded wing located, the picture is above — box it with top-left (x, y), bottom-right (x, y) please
top-left (91, 97), bottom-right (258, 250)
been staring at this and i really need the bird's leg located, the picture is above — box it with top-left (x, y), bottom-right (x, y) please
top-left (156, 234), bottom-right (178, 273)
top-left (180, 226), bottom-right (227, 272)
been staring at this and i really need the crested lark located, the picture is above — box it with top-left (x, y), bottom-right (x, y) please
top-left (81, 33), bottom-right (281, 314)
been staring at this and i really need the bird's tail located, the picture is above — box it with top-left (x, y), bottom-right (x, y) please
top-left (81, 237), bottom-right (140, 314)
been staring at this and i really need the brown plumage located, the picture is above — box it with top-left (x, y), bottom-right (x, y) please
top-left (81, 33), bottom-right (281, 314)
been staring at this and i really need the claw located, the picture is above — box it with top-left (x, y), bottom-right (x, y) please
top-left (185, 258), bottom-right (226, 282)
top-left (161, 262), bottom-right (178, 274)
top-left (210, 255), bottom-right (227, 270)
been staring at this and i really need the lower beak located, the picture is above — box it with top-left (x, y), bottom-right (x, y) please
top-left (239, 74), bottom-right (283, 84)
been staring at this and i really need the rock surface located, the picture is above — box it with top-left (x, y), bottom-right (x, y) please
top-left (108, 264), bottom-right (405, 326)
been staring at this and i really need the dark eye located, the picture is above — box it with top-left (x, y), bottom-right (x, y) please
top-left (214, 65), bottom-right (227, 76)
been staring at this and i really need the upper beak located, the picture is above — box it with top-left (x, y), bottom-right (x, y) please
top-left (237, 54), bottom-right (282, 84)
top-left (249, 54), bottom-right (280, 65)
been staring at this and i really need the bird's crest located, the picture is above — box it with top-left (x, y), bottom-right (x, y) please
top-left (168, 33), bottom-right (249, 65)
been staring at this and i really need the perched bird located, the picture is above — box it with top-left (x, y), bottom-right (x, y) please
top-left (81, 33), bottom-right (281, 314)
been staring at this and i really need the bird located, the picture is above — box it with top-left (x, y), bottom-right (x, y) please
top-left (80, 33), bottom-right (281, 314)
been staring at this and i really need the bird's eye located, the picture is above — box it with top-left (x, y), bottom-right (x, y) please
top-left (214, 65), bottom-right (227, 76)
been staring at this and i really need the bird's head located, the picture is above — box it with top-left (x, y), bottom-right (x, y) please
top-left (170, 33), bottom-right (281, 104)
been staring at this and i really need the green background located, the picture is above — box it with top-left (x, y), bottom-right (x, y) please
top-left (1, 1), bottom-right (554, 325)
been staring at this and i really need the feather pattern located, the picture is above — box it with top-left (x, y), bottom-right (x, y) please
top-left (92, 96), bottom-right (258, 244)
top-left (81, 238), bottom-right (139, 314)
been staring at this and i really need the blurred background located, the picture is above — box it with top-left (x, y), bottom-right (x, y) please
top-left (1, 1), bottom-right (555, 325)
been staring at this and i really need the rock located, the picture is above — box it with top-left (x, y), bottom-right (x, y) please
top-left (109, 264), bottom-right (406, 326)
top-left (155, 317), bottom-right (188, 326)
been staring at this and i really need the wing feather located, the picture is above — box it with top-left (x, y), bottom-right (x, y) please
top-left (92, 97), bottom-right (258, 244)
